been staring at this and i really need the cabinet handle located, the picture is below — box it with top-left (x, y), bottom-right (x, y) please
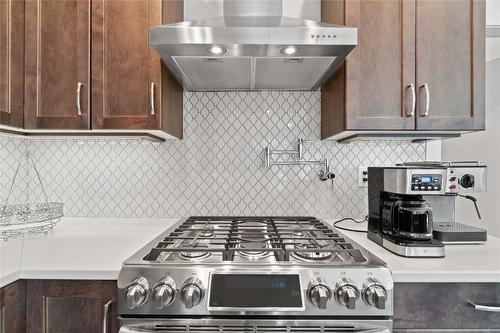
top-left (421, 83), bottom-right (430, 117)
top-left (76, 82), bottom-right (84, 116)
top-left (150, 82), bottom-right (156, 116)
top-left (468, 301), bottom-right (500, 313)
top-left (102, 299), bottom-right (113, 333)
top-left (406, 83), bottom-right (416, 117)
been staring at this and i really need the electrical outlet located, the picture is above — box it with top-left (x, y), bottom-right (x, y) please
top-left (358, 166), bottom-right (369, 188)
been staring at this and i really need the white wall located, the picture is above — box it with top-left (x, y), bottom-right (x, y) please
top-left (441, 7), bottom-right (500, 236)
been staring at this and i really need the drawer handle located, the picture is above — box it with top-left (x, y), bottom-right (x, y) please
top-left (76, 82), bottom-right (84, 116)
top-left (468, 301), bottom-right (500, 313)
top-left (103, 299), bottom-right (113, 333)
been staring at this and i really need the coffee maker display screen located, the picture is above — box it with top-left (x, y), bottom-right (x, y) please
top-left (421, 176), bottom-right (432, 183)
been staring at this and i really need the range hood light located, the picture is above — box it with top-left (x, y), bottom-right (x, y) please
top-left (209, 45), bottom-right (226, 55)
top-left (281, 46), bottom-right (299, 55)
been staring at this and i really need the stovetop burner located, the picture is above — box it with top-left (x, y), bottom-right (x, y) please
top-left (143, 217), bottom-right (367, 264)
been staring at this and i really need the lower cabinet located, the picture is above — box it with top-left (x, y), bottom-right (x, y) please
top-left (394, 283), bottom-right (500, 331)
top-left (0, 280), bottom-right (25, 333)
top-left (26, 280), bottom-right (117, 333)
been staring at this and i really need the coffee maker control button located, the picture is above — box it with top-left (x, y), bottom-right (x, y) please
top-left (449, 184), bottom-right (457, 190)
top-left (460, 174), bottom-right (475, 188)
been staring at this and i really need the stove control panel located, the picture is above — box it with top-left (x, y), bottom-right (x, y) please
top-left (117, 267), bottom-right (393, 317)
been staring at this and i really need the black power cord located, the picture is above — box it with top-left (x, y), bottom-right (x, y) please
top-left (332, 216), bottom-right (368, 233)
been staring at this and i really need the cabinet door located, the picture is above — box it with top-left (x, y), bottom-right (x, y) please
top-left (0, 0), bottom-right (24, 128)
top-left (0, 280), bottom-right (26, 333)
top-left (24, 0), bottom-right (90, 129)
top-left (26, 280), bottom-right (117, 333)
top-left (344, 0), bottom-right (416, 130)
top-left (415, 0), bottom-right (485, 130)
top-left (394, 283), bottom-right (500, 330)
top-left (92, 0), bottom-right (162, 130)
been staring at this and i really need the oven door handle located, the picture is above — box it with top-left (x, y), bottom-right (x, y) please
top-left (119, 328), bottom-right (151, 333)
top-left (119, 327), bottom-right (390, 333)
top-left (361, 329), bottom-right (391, 333)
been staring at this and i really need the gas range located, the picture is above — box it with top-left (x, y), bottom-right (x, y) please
top-left (118, 217), bottom-right (393, 333)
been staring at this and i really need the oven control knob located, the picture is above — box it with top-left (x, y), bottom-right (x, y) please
top-left (152, 277), bottom-right (176, 309)
top-left (362, 278), bottom-right (387, 310)
top-left (126, 277), bottom-right (149, 309)
top-left (181, 277), bottom-right (203, 309)
top-left (335, 278), bottom-right (359, 310)
top-left (309, 284), bottom-right (331, 309)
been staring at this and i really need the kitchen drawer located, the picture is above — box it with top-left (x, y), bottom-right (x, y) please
top-left (394, 283), bottom-right (500, 330)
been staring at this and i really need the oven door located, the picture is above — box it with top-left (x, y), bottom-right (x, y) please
top-left (119, 318), bottom-right (393, 333)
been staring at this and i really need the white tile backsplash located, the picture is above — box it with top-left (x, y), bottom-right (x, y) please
top-left (0, 91), bottom-right (425, 218)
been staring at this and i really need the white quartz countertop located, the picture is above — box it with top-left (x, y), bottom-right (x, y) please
top-left (1, 217), bottom-right (500, 288)
top-left (324, 219), bottom-right (500, 283)
top-left (0, 217), bottom-right (178, 288)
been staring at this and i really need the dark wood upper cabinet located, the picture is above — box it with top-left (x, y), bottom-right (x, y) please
top-left (91, 0), bottom-right (183, 137)
top-left (415, 0), bottom-right (485, 130)
top-left (321, 0), bottom-right (485, 139)
top-left (24, 0), bottom-right (90, 129)
top-left (321, 0), bottom-right (416, 138)
top-left (26, 280), bottom-right (117, 333)
top-left (0, 0), bottom-right (24, 128)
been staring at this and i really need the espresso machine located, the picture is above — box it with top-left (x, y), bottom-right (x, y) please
top-left (367, 162), bottom-right (487, 258)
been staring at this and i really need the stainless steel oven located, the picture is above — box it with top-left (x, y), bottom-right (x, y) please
top-left (117, 217), bottom-right (394, 332)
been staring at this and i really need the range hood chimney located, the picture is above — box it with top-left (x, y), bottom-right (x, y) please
top-left (223, 0), bottom-right (282, 16)
top-left (149, 0), bottom-right (357, 91)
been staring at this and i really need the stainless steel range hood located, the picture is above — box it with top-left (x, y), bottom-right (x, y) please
top-left (149, 0), bottom-right (357, 91)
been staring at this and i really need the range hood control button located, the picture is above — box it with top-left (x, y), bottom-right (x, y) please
top-left (152, 277), bottom-right (176, 309)
top-left (362, 278), bottom-right (387, 310)
top-left (181, 277), bottom-right (203, 309)
top-left (335, 278), bottom-right (359, 310)
top-left (126, 277), bottom-right (149, 309)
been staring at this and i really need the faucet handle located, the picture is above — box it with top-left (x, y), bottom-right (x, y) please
top-left (298, 138), bottom-right (313, 158)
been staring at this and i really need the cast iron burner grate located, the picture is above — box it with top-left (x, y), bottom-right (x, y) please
top-left (144, 216), bottom-right (366, 263)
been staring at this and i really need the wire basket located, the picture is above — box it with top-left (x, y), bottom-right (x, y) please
top-left (0, 152), bottom-right (64, 240)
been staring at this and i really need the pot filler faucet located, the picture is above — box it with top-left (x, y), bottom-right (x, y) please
top-left (265, 139), bottom-right (336, 182)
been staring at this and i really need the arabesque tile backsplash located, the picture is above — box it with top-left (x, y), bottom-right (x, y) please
top-left (0, 91), bottom-right (425, 218)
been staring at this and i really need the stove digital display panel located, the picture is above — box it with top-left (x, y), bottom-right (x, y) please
top-left (208, 274), bottom-right (303, 310)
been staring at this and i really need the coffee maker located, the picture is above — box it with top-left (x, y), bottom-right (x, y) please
top-left (367, 162), bottom-right (487, 258)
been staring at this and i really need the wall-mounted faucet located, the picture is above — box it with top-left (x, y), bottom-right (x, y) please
top-left (265, 139), bottom-right (335, 182)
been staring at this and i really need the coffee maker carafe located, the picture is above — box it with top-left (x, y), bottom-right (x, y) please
top-left (381, 194), bottom-right (433, 240)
